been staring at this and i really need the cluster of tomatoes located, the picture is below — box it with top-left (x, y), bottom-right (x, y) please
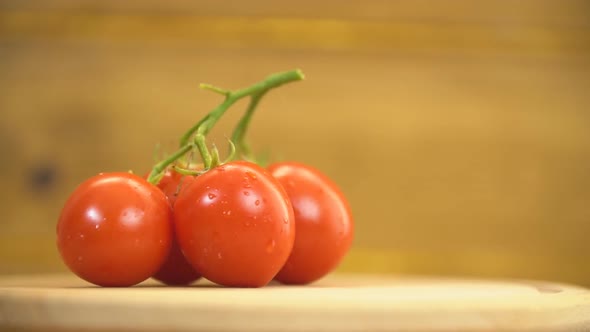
top-left (56, 70), bottom-right (354, 288)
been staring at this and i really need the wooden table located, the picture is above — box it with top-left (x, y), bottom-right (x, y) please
top-left (0, 273), bottom-right (589, 331)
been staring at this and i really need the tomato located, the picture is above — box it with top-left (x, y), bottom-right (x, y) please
top-left (268, 162), bottom-right (354, 284)
top-left (152, 239), bottom-right (201, 285)
top-left (174, 161), bottom-right (295, 287)
top-left (56, 172), bottom-right (172, 287)
top-left (150, 168), bottom-right (195, 206)
top-left (149, 169), bottom-right (201, 285)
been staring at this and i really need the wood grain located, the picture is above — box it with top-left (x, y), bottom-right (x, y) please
top-left (0, 0), bottom-right (589, 287)
top-left (0, 274), bottom-right (589, 332)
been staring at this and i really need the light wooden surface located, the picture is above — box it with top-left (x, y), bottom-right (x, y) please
top-left (0, 274), bottom-right (589, 332)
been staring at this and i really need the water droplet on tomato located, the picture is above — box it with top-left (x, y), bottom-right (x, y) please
top-left (244, 220), bottom-right (251, 227)
top-left (245, 171), bottom-right (257, 180)
top-left (255, 200), bottom-right (260, 206)
top-left (77, 256), bottom-right (83, 262)
top-left (283, 217), bottom-right (289, 224)
top-left (243, 191), bottom-right (250, 196)
top-left (265, 239), bottom-right (276, 253)
top-left (95, 224), bottom-right (100, 230)
top-left (244, 183), bottom-right (252, 188)
top-left (217, 252), bottom-right (223, 259)
top-left (79, 234), bottom-right (85, 239)
top-left (208, 193), bottom-right (217, 199)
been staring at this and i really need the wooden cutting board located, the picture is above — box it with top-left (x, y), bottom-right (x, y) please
top-left (0, 273), bottom-right (589, 332)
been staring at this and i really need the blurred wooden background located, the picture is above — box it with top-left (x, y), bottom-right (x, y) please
top-left (1, 0), bottom-right (589, 286)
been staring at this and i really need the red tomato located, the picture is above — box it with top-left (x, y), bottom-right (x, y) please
top-left (150, 168), bottom-right (195, 206)
top-left (152, 239), bottom-right (201, 285)
top-left (150, 169), bottom-right (201, 285)
top-left (268, 162), bottom-right (354, 284)
top-left (56, 172), bottom-right (173, 287)
top-left (174, 161), bottom-right (295, 287)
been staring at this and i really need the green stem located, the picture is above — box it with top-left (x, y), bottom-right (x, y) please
top-left (200, 83), bottom-right (229, 96)
top-left (147, 143), bottom-right (194, 184)
top-left (179, 69), bottom-right (304, 148)
top-left (223, 138), bottom-right (237, 164)
top-left (231, 93), bottom-right (264, 161)
top-left (210, 144), bottom-right (221, 168)
top-left (173, 165), bottom-right (206, 176)
top-left (194, 134), bottom-right (212, 168)
top-left (146, 69), bottom-right (304, 185)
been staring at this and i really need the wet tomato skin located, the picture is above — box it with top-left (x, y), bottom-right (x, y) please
top-left (174, 161), bottom-right (295, 287)
top-left (150, 169), bottom-right (202, 285)
top-left (151, 168), bottom-right (195, 206)
top-left (56, 172), bottom-right (173, 287)
top-left (269, 162), bottom-right (354, 285)
top-left (152, 238), bottom-right (201, 285)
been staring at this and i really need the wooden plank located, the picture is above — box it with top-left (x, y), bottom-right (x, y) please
top-left (0, 1), bottom-right (589, 289)
top-left (1, 10), bottom-right (588, 55)
top-left (0, 274), bottom-right (589, 331)
top-left (1, 45), bottom-right (590, 284)
top-left (1, 0), bottom-right (589, 27)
